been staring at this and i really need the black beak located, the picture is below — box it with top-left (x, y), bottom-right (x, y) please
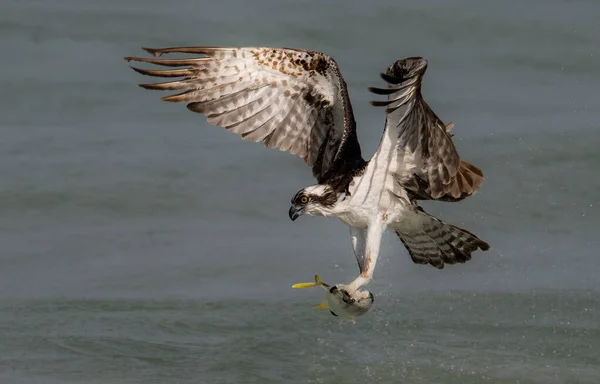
top-left (288, 205), bottom-right (303, 221)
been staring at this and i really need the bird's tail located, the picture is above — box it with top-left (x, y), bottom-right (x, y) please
top-left (395, 210), bottom-right (490, 269)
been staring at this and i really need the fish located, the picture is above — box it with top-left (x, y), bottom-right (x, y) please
top-left (292, 275), bottom-right (374, 321)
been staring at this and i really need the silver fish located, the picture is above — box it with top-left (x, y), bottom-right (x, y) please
top-left (292, 275), bottom-right (374, 321)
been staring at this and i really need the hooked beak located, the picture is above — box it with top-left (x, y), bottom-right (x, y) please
top-left (288, 205), bottom-right (304, 221)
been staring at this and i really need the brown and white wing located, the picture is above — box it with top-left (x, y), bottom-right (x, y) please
top-left (368, 57), bottom-right (484, 202)
top-left (394, 207), bottom-right (490, 269)
top-left (125, 46), bottom-right (362, 183)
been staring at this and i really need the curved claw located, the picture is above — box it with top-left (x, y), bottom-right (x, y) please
top-left (341, 289), bottom-right (355, 304)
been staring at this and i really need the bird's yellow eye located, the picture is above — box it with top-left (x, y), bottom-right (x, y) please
top-left (300, 196), bottom-right (309, 204)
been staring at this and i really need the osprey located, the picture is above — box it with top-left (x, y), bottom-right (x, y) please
top-left (125, 46), bottom-right (490, 305)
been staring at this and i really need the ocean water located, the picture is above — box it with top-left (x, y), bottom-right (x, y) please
top-left (1, 0), bottom-right (599, 383)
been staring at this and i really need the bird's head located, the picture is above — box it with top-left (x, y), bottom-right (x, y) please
top-left (288, 185), bottom-right (338, 221)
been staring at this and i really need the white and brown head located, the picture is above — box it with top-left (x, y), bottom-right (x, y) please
top-left (288, 185), bottom-right (339, 220)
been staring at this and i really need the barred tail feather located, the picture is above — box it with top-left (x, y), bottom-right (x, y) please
top-left (395, 211), bottom-right (490, 269)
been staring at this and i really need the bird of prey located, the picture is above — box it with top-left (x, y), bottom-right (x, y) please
top-left (124, 46), bottom-right (490, 305)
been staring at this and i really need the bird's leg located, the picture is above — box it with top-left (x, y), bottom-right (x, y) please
top-left (345, 214), bottom-right (386, 293)
top-left (349, 226), bottom-right (367, 273)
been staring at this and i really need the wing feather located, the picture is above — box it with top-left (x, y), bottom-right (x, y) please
top-left (369, 57), bottom-right (484, 201)
top-left (209, 87), bottom-right (277, 128)
top-left (187, 86), bottom-right (263, 116)
top-left (242, 96), bottom-right (296, 143)
top-left (125, 46), bottom-right (364, 183)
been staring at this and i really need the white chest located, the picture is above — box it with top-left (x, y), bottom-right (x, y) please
top-left (332, 176), bottom-right (411, 228)
top-left (331, 131), bottom-right (413, 227)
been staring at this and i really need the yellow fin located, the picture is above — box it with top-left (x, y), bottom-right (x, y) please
top-left (292, 282), bottom-right (317, 289)
top-left (314, 274), bottom-right (328, 287)
top-left (293, 274), bottom-right (329, 289)
top-left (314, 299), bottom-right (328, 310)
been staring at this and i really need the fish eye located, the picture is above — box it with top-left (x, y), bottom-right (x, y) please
top-left (300, 196), bottom-right (309, 204)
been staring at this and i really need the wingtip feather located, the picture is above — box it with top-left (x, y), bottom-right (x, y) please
top-left (368, 86), bottom-right (396, 95)
top-left (369, 100), bottom-right (392, 107)
top-left (129, 66), bottom-right (193, 78)
top-left (142, 46), bottom-right (231, 57)
top-left (142, 47), bottom-right (163, 57)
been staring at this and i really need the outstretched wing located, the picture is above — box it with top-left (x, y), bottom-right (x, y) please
top-left (125, 46), bottom-right (362, 183)
top-left (368, 57), bottom-right (484, 201)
